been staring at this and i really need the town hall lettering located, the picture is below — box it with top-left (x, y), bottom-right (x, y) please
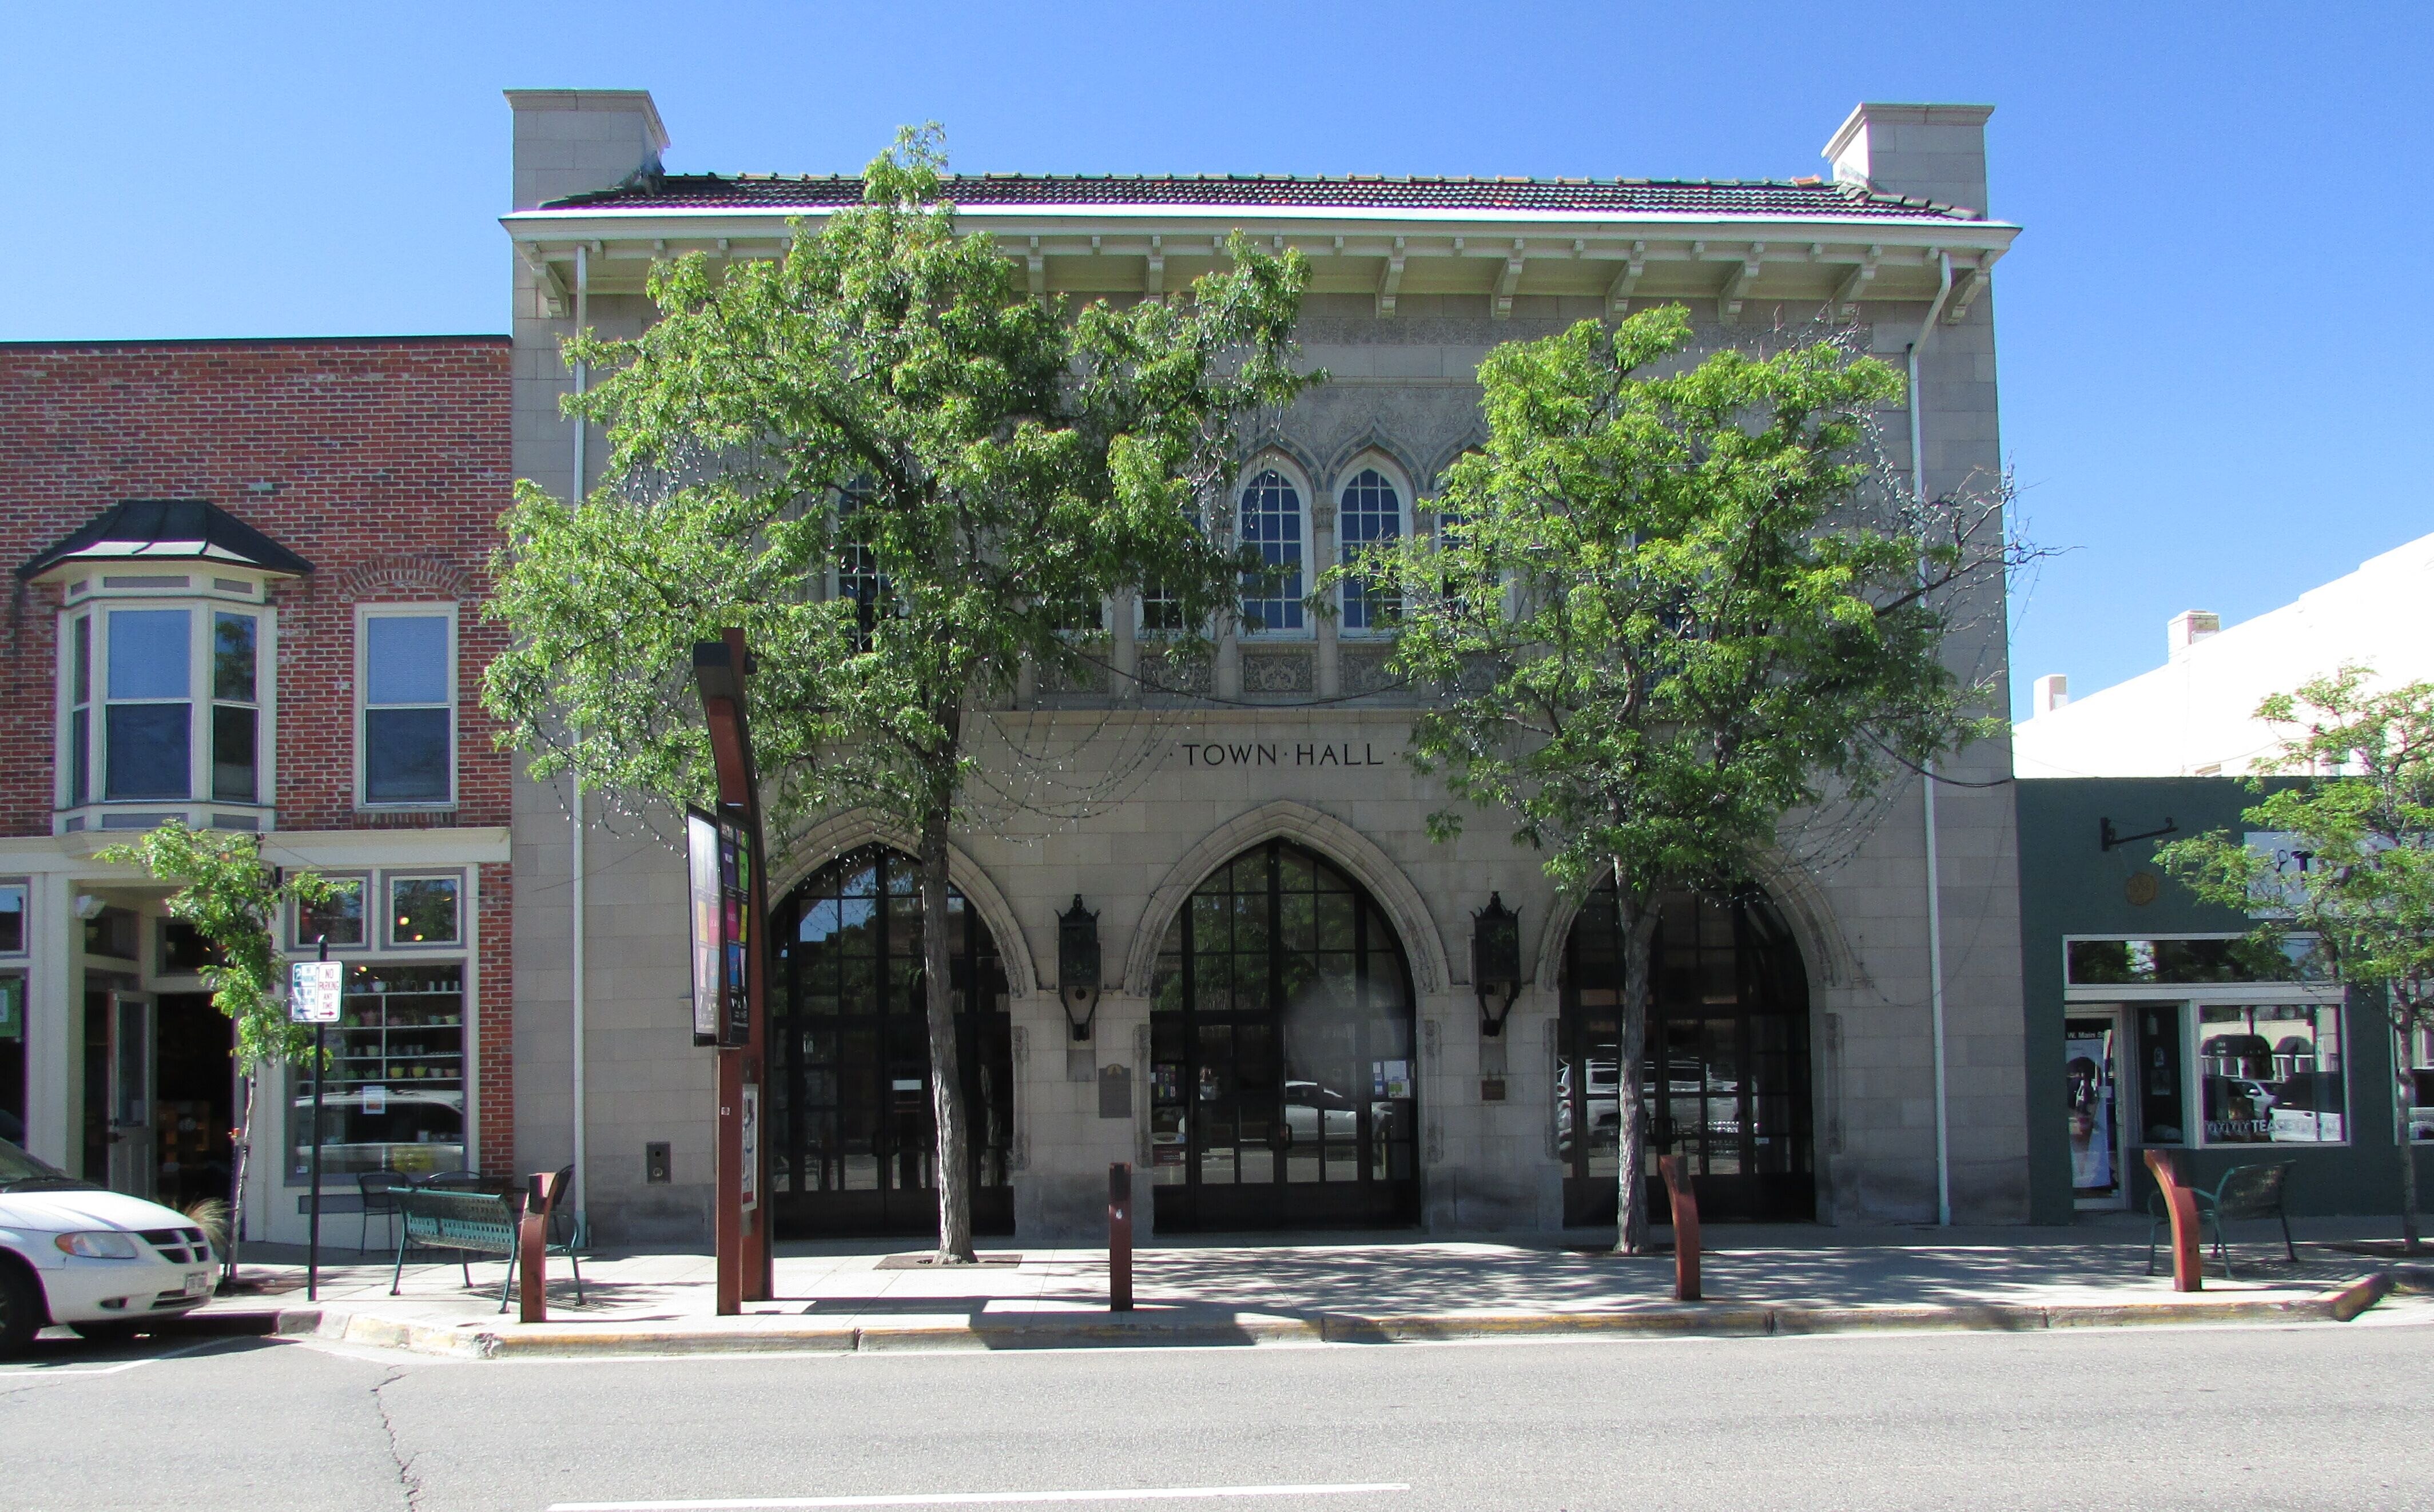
top-left (1178, 741), bottom-right (1387, 767)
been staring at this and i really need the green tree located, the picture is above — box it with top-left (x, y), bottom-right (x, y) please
top-left (97, 822), bottom-right (340, 1277)
top-left (1351, 306), bottom-right (2010, 1252)
top-left (484, 128), bottom-right (1314, 1262)
top-left (2157, 667), bottom-right (2434, 1254)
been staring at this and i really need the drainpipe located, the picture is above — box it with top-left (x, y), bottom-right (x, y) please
top-left (1908, 251), bottom-right (1955, 1227)
top-left (570, 243), bottom-right (590, 1239)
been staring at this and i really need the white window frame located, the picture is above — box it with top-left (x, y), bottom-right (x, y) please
top-left (291, 873), bottom-right (373, 954)
top-left (2061, 933), bottom-right (2350, 1151)
top-left (355, 603), bottom-right (458, 810)
top-left (0, 879), bottom-right (27, 958)
top-left (1334, 454), bottom-right (1412, 638)
top-left (1236, 456), bottom-right (1314, 639)
top-left (51, 576), bottom-right (277, 833)
top-left (384, 870), bottom-right (467, 950)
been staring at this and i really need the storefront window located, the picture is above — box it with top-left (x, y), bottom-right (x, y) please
top-left (296, 877), bottom-right (366, 949)
top-left (2067, 937), bottom-right (2318, 986)
top-left (0, 974), bottom-right (25, 1147)
top-left (289, 964), bottom-right (464, 1181)
top-left (2198, 1002), bottom-right (2345, 1145)
top-left (388, 876), bottom-right (459, 946)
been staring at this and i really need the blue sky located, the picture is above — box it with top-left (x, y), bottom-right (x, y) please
top-left (5, 2), bottom-right (2425, 718)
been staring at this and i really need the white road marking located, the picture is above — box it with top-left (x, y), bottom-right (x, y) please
top-left (0, 1338), bottom-right (226, 1379)
top-left (548, 1484), bottom-right (1407, 1510)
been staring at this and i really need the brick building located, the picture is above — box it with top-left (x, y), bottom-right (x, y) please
top-left (0, 336), bottom-right (513, 1246)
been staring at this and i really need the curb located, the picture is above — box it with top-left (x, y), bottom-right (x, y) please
top-left (264, 1277), bottom-right (2400, 1359)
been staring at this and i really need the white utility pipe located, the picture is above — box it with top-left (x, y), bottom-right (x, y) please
top-left (1908, 251), bottom-right (1955, 1227)
top-left (570, 243), bottom-right (590, 1237)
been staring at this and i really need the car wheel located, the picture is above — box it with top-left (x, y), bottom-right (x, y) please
top-left (0, 1264), bottom-right (43, 1356)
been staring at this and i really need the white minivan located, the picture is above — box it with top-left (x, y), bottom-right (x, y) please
top-left (0, 1139), bottom-right (215, 1354)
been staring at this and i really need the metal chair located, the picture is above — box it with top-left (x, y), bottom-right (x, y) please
top-left (2146, 1160), bottom-right (2298, 1278)
top-left (357, 1171), bottom-right (411, 1255)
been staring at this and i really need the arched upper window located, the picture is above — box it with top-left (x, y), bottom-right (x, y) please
top-left (1238, 467), bottom-right (1305, 635)
top-left (1337, 466), bottom-right (1404, 633)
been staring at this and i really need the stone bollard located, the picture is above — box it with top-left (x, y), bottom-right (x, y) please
top-left (2145, 1148), bottom-right (2203, 1292)
top-left (1108, 1161), bottom-right (1134, 1312)
top-left (1657, 1154), bottom-right (1701, 1302)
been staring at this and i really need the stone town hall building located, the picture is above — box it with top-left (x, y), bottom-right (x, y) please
top-left (500, 91), bottom-right (2027, 1243)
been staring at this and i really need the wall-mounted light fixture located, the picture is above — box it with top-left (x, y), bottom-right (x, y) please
top-left (1058, 894), bottom-right (1101, 1042)
top-left (1471, 892), bottom-right (1522, 1037)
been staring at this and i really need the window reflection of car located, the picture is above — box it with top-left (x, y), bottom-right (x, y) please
top-left (289, 1089), bottom-right (464, 1175)
top-left (1282, 1081), bottom-right (1358, 1144)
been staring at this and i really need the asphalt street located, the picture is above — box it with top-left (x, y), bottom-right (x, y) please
top-left (2, 1312), bottom-right (2430, 1512)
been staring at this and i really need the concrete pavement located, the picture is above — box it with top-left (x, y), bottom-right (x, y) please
top-left (176, 1213), bottom-right (2432, 1359)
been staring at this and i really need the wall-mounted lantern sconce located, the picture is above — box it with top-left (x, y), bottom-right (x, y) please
top-left (1058, 894), bottom-right (1102, 1042)
top-left (1472, 892), bottom-right (1522, 1037)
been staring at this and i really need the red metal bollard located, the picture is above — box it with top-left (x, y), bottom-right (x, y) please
top-left (2145, 1148), bottom-right (2203, 1292)
top-left (1108, 1161), bottom-right (1134, 1312)
top-left (518, 1170), bottom-right (554, 1323)
top-left (1656, 1155), bottom-right (1701, 1302)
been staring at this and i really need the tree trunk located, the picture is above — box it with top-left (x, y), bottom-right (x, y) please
top-left (220, 1069), bottom-right (254, 1290)
top-left (2398, 1019), bottom-right (2423, 1255)
top-left (918, 807), bottom-right (976, 1264)
top-left (1612, 882), bottom-right (1662, 1256)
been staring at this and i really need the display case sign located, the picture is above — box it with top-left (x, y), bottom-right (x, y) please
top-left (685, 806), bottom-right (755, 1049)
top-left (739, 1081), bottom-right (759, 1212)
top-left (289, 960), bottom-right (344, 1024)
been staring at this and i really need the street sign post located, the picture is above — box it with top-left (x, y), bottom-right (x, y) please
top-left (289, 945), bottom-right (340, 1300)
top-left (692, 631), bottom-right (772, 1312)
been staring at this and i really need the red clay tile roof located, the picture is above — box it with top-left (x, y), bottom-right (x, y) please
top-left (541, 173), bottom-right (1978, 220)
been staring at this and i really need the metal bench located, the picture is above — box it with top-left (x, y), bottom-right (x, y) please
top-left (390, 1187), bottom-right (524, 1312)
top-left (2145, 1160), bottom-right (2298, 1280)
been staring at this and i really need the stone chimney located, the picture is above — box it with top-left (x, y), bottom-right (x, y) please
top-left (507, 89), bottom-right (669, 212)
top-left (2167, 610), bottom-right (2221, 662)
top-left (2031, 674), bottom-right (2069, 714)
top-left (1823, 103), bottom-right (1995, 217)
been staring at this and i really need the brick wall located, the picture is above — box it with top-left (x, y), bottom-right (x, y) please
top-left (477, 860), bottom-right (516, 1176)
top-left (0, 337), bottom-right (514, 835)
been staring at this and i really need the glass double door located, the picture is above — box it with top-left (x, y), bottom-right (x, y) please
top-left (1148, 841), bottom-right (1420, 1231)
top-left (1560, 1008), bottom-right (1813, 1225)
top-left (769, 846), bottom-right (1014, 1239)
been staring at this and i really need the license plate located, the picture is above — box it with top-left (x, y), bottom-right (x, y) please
top-left (183, 1271), bottom-right (212, 1297)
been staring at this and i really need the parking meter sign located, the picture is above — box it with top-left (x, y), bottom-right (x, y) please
top-left (289, 960), bottom-right (343, 1024)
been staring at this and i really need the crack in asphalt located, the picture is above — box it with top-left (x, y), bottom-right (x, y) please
top-left (372, 1366), bottom-right (427, 1511)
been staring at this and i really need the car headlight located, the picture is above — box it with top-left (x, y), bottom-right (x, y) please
top-left (54, 1231), bottom-right (141, 1260)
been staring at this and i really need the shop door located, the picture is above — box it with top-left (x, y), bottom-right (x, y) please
top-left (2065, 1012), bottom-right (2125, 1208)
top-left (105, 992), bottom-right (155, 1201)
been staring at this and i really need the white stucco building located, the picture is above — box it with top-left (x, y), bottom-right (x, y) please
top-left (2016, 531), bottom-right (2434, 779)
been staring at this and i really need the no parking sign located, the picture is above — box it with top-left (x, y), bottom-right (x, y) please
top-left (289, 960), bottom-right (343, 1024)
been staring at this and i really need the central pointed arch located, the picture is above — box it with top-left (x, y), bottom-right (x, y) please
top-left (775, 809), bottom-right (1039, 998)
top-left (1123, 799), bottom-right (1450, 996)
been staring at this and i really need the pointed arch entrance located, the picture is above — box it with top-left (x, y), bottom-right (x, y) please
top-left (768, 845), bottom-right (1015, 1238)
top-left (1148, 839), bottom-right (1420, 1231)
top-left (1558, 882), bottom-right (1816, 1225)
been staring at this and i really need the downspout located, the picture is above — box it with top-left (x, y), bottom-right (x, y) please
top-left (1908, 252), bottom-right (1955, 1226)
top-left (570, 243), bottom-right (590, 1240)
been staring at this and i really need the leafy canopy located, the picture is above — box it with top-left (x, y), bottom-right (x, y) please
top-left (1358, 305), bottom-right (2003, 901)
top-left (97, 822), bottom-right (340, 1068)
top-left (483, 126), bottom-right (1315, 829)
top-left (2158, 667), bottom-right (2434, 1028)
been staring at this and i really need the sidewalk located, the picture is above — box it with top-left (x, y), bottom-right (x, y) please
top-left (198, 1215), bottom-right (2432, 1359)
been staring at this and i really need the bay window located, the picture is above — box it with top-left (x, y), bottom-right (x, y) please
top-left (56, 588), bottom-right (272, 827)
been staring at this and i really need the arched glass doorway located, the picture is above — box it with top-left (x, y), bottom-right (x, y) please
top-left (1558, 883), bottom-right (1815, 1225)
top-left (769, 846), bottom-right (1015, 1238)
top-left (1148, 839), bottom-right (1419, 1231)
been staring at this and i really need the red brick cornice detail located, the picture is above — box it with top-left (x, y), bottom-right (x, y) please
top-left (337, 554), bottom-right (471, 602)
